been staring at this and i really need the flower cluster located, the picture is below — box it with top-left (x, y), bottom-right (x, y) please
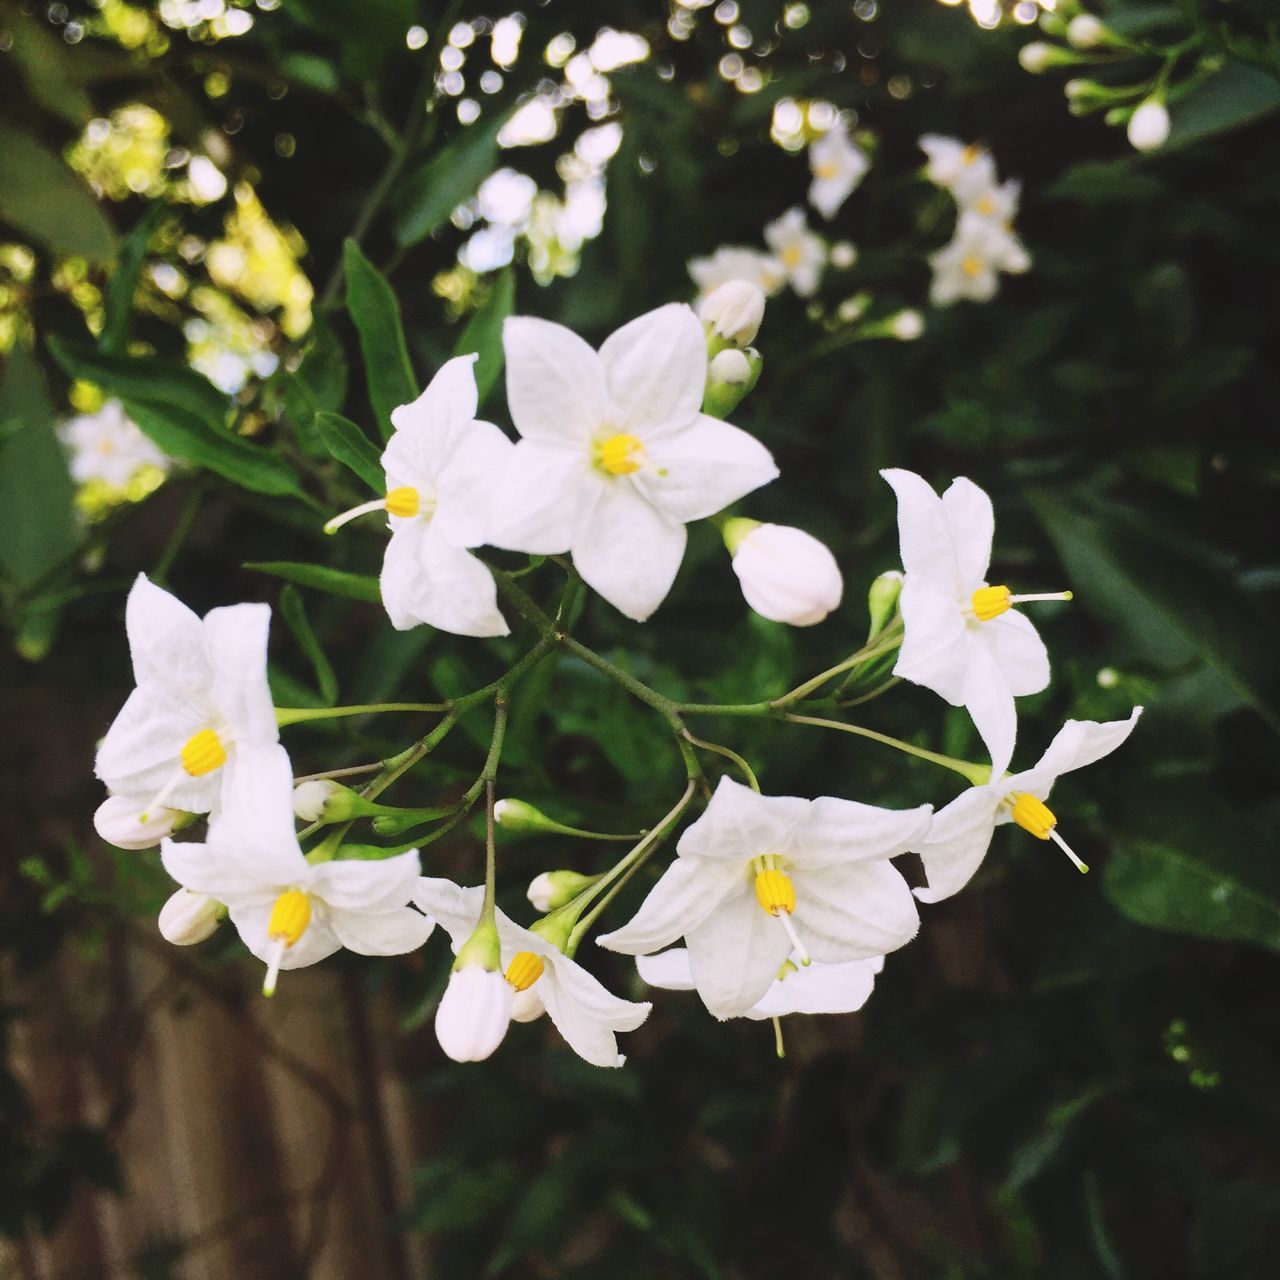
top-left (59, 399), bottom-right (170, 496)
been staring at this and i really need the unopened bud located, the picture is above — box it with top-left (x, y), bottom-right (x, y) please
top-left (435, 963), bottom-right (512, 1062)
top-left (837, 291), bottom-right (871, 324)
top-left (158, 889), bottom-right (222, 945)
top-left (1018, 41), bottom-right (1056, 73)
top-left (1127, 97), bottom-right (1170, 152)
top-left (293, 779), bottom-right (339, 822)
top-left (730, 522), bottom-right (844, 628)
top-left (527, 869), bottom-right (598, 913)
top-left (708, 348), bottom-right (752, 386)
top-left (1066, 14), bottom-right (1107, 49)
top-left (95, 795), bottom-right (188, 849)
top-left (830, 240), bottom-right (858, 270)
top-left (867, 569), bottom-right (904, 639)
top-left (703, 347), bottom-right (762, 419)
top-left (699, 279), bottom-right (766, 346)
top-left (890, 310), bottom-right (924, 341)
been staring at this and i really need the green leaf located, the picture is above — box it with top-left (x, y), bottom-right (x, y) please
top-left (0, 345), bottom-right (76, 588)
top-left (454, 269), bottom-right (515, 404)
top-left (100, 205), bottom-right (165, 356)
top-left (0, 125), bottom-right (116, 262)
top-left (287, 0), bottom-right (415, 79)
top-left (392, 109), bottom-right (514, 250)
top-left (8, 14), bottom-right (95, 125)
top-left (316, 411), bottom-right (384, 492)
top-left (343, 239), bottom-right (416, 439)
top-left (1167, 62), bottom-right (1280, 152)
top-left (278, 585), bottom-right (338, 705)
top-left (245, 561), bottom-right (382, 603)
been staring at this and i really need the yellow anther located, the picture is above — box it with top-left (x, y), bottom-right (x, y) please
top-left (814, 162), bottom-right (840, 180)
top-left (976, 195), bottom-right (995, 215)
top-left (754, 867), bottom-right (796, 917)
top-left (267, 890), bottom-right (312, 947)
top-left (180, 728), bottom-right (228, 777)
top-left (961, 254), bottom-right (983, 278)
top-left (781, 244), bottom-right (803, 269)
top-left (597, 433), bottom-right (645, 476)
top-left (505, 950), bottom-right (545, 992)
top-left (1009, 792), bottom-right (1057, 840)
top-left (385, 486), bottom-right (420, 518)
top-left (962, 144), bottom-right (980, 165)
top-left (971, 584), bottom-right (1013, 622)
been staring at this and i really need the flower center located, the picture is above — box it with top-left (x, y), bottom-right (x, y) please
top-left (504, 950), bottom-right (544, 992)
top-left (970, 584), bottom-right (1074, 622)
top-left (961, 254), bottom-right (983, 278)
top-left (976, 195), bottom-right (995, 215)
top-left (1005, 793), bottom-right (1089, 875)
top-left (180, 728), bottom-right (228, 776)
top-left (781, 244), bottom-right (803, 269)
top-left (962, 144), bottom-right (980, 166)
top-left (596, 432), bottom-right (645, 476)
top-left (263, 889), bottom-right (312, 998)
top-left (814, 162), bottom-right (840, 180)
top-left (385, 486), bottom-right (420, 518)
top-left (750, 855), bottom-right (810, 964)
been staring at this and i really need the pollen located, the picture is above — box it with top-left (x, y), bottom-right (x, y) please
top-left (180, 728), bottom-right (228, 776)
top-left (597, 432), bottom-right (645, 476)
top-left (754, 867), bottom-right (796, 916)
top-left (962, 144), bottom-right (980, 165)
top-left (961, 254), bottom-right (983, 278)
top-left (385, 486), bottom-right (420, 518)
top-left (1009, 792), bottom-right (1056, 840)
top-left (267, 889), bottom-right (312, 947)
top-left (971, 584), bottom-right (1012, 621)
top-left (976, 195), bottom-right (995, 215)
top-left (505, 950), bottom-right (545, 992)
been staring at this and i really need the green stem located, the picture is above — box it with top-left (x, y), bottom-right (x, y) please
top-left (276, 702), bottom-right (447, 726)
top-left (152, 480), bottom-right (206, 585)
top-left (683, 731), bottom-right (760, 792)
top-left (783, 713), bottom-right (989, 785)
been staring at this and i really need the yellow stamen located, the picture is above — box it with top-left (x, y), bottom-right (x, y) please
top-left (180, 728), bottom-right (227, 777)
top-left (971, 584), bottom-right (1013, 621)
top-left (504, 950), bottom-right (545, 992)
top-left (596, 432), bottom-right (645, 476)
top-left (961, 254), bottom-right (983, 278)
top-left (754, 867), bottom-right (796, 916)
top-left (814, 162), bottom-right (840, 179)
top-left (385, 486), bottom-right (420, 518)
top-left (962, 144), bottom-right (980, 165)
top-left (976, 195), bottom-right (995, 215)
top-left (1008, 793), bottom-right (1089, 874)
top-left (781, 244), bottom-right (803, 269)
top-left (267, 889), bottom-right (312, 946)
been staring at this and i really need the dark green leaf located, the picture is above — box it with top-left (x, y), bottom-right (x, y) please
top-left (454, 269), bottom-right (515, 404)
top-left (100, 205), bottom-right (165, 356)
top-left (278, 585), bottom-right (338, 705)
top-left (316, 411), bottom-right (384, 492)
top-left (245, 561), bottom-right (381, 603)
top-left (8, 14), bottom-right (94, 125)
top-left (343, 239), bottom-right (416, 439)
top-left (1166, 62), bottom-right (1280, 151)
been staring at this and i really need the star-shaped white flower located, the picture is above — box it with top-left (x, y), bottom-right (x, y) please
top-left (487, 304), bottom-right (778, 621)
top-left (95, 574), bottom-right (280, 820)
top-left (909, 709), bottom-right (1143, 902)
top-left (598, 777), bottom-right (929, 1019)
top-left (638, 947), bottom-right (883, 1020)
top-left (965, 178), bottom-right (1022, 224)
top-left (881, 468), bottom-right (1067, 776)
top-left (59, 400), bottom-right (168, 487)
top-left (918, 135), bottom-right (998, 205)
top-left (763, 208), bottom-right (828, 298)
top-left (161, 745), bottom-right (432, 994)
top-left (688, 246), bottom-right (785, 301)
top-left (326, 355), bottom-right (512, 637)
top-left (929, 211), bottom-right (1031, 306)
top-left (808, 123), bottom-right (870, 220)
top-left (413, 877), bottom-right (651, 1068)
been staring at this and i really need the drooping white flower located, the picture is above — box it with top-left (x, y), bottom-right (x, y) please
top-left (699, 280), bottom-right (766, 346)
top-left (909, 709), bottom-right (1142, 902)
top-left (1127, 98), bottom-right (1171, 152)
top-left (763, 208), bottom-right (828, 298)
top-left (435, 963), bottom-right (514, 1062)
top-left (95, 575), bottom-right (280, 821)
top-left (726, 520), bottom-right (844, 627)
top-left (487, 304), bottom-right (778, 621)
top-left (881, 469), bottom-right (1070, 777)
top-left (638, 947), bottom-right (883, 1020)
top-left (158, 888), bottom-right (223, 945)
top-left (414, 878), bottom-right (651, 1068)
top-left (325, 355), bottom-right (512, 638)
top-left (808, 122), bottom-right (870, 220)
top-left (598, 777), bottom-right (929, 1019)
top-left (94, 794), bottom-right (184, 849)
top-left (919, 135), bottom-right (998, 205)
top-left (58, 400), bottom-right (168, 487)
top-left (160, 746), bottom-right (432, 995)
top-left (688, 246), bottom-right (785, 300)
top-left (928, 211), bottom-right (1031, 306)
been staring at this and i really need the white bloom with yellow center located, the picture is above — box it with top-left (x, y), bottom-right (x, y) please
top-left (688, 246), bottom-right (786, 301)
top-left (763, 207), bottom-right (828, 298)
top-left (326, 355), bottom-right (512, 638)
top-left (598, 777), bottom-right (929, 1020)
top-left (487, 305), bottom-right (779, 621)
top-left (414, 878), bottom-right (651, 1068)
top-left (909, 709), bottom-right (1142, 902)
top-left (928, 211), bottom-right (1031, 307)
top-left (95, 575), bottom-right (279, 821)
top-left (964, 178), bottom-right (1022, 224)
top-left (918, 135), bottom-right (998, 205)
top-left (881, 469), bottom-right (1070, 777)
top-left (59, 400), bottom-right (168, 487)
top-left (160, 746), bottom-right (432, 995)
top-left (808, 122), bottom-right (870, 220)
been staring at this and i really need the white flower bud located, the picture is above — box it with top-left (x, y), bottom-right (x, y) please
top-left (526, 869), bottom-right (597, 912)
top-left (837, 292), bottom-right (870, 324)
top-left (1066, 14), bottom-right (1106, 49)
top-left (94, 794), bottom-right (182, 850)
top-left (867, 569), bottom-right (904, 638)
top-left (435, 964), bottom-right (513, 1062)
top-left (158, 889), bottom-right (222, 945)
top-left (698, 279), bottom-right (765, 345)
top-left (1018, 41), bottom-right (1055, 74)
top-left (708, 348), bottom-right (752, 387)
top-left (890, 310), bottom-right (924, 341)
top-left (830, 240), bottom-right (858, 270)
top-left (1127, 98), bottom-right (1170, 152)
top-left (292, 779), bottom-right (336, 822)
top-left (731, 523), bottom-right (843, 627)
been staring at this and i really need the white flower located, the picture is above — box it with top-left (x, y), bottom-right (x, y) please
top-left (435, 964), bottom-right (514, 1062)
top-left (59, 400), bottom-right (168, 487)
top-left (764, 208), bottom-right (827, 298)
top-left (94, 794), bottom-right (183, 849)
top-left (95, 575), bottom-right (280, 820)
top-left (910, 709), bottom-right (1142, 902)
top-left (639, 947), bottom-right (883, 1020)
top-left (919, 135), bottom-right (998, 205)
top-left (487, 304), bottom-right (778, 622)
top-left (830, 241), bottom-right (858, 270)
top-left (598, 776), bottom-right (929, 1019)
top-left (688, 246), bottom-right (785, 300)
top-left (728, 521), bottom-right (844, 627)
top-left (699, 280), bottom-right (766, 346)
top-left (808, 122), bottom-right (870, 220)
top-left (325, 355), bottom-right (512, 637)
top-left (414, 878), bottom-right (651, 1067)
top-left (1128, 98), bottom-right (1171, 152)
top-left (964, 179), bottom-right (1021, 224)
top-left (929, 211), bottom-right (1031, 306)
top-left (881, 469), bottom-right (1071, 776)
top-left (158, 888), bottom-right (222, 945)
top-left (160, 746), bottom-right (432, 995)
top-left (1066, 15), bottom-right (1107, 49)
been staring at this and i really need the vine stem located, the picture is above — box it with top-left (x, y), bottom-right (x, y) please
top-left (276, 702), bottom-right (447, 726)
top-left (782, 713), bottom-right (989, 785)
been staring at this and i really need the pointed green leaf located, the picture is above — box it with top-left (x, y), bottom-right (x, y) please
top-left (454, 269), bottom-right (515, 404)
top-left (278, 585), bottom-right (338, 705)
top-left (316, 411), bottom-right (384, 492)
top-left (245, 561), bottom-right (382, 604)
top-left (343, 239), bottom-right (416, 439)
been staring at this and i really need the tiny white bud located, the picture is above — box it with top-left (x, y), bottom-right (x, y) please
top-left (1065, 78), bottom-right (1092, 99)
top-left (1127, 98), bottom-right (1170, 152)
top-left (1018, 41), bottom-right (1055, 74)
top-left (837, 293), bottom-right (870, 324)
top-left (830, 240), bottom-right (858, 270)
top-left (890, 309), bottom-right (924, 341)
top-left (1097, 666), bottom-right (1120, 689)
top-left (1066, 14), bottom-right (1106, 49)
top-left (698, 279), bottom-right (766, 345)
top-left (527, 872), bottom-right (557, 913)
top-left (292, 779), bottom-right (336, 822)
top-left (94, 794), bottom-right (182, 849)
top-left (708, 347), bottom-right (752, 386)
top-left (731, 523), bottom-right (844, 627)
top-left (158, 889), bottom-right (222, 946)
top-left (435, 965), bottom-right (513, 1062)
top-left (526, 869), bottom-right (596, 912)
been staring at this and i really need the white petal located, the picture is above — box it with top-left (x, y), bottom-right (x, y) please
top-left (205, 745), bottom-right (308, 887)
top-left (486, 439), bottom-right (597, 555)
top-left (329, 906), bottom-right (434, 955)
top-left (540, 956), bottom-right (650, 1067)
top-left (980, 610), bottom-right (1050, 697)
top-left (203, 602), bottom-right (278, 745)
top-left (685, 886), bottom-right (793, 1019)
top-left (432, 419), bottom-right (515, 548)
top-left (307, 850), bottom-right (423, 913)
top-left (678, 776), bottom-right (810, 864)
top-left (411, 877), bottom-right (486, 947)
top-left (596, 859), bottom-right (741, 955)
top-left (961, 633), bottom-right (1018, 776)
top-left (912, 786), bottom-right (1001, 903)
top-left (635, 948), bottom-right (697, 991)
top-left (793, 861), bottom-right (919, 962)
top-left (940, 477), bottom-right (994, 589)
top-left (597, 303), bottom-right (706, 435)
top-left (893, 577), bottom-right (968, 703)
top-left (380, 524), bottom-right (509, 637)
top-left (125, 574), bottom-right (210, 694)
top-left (751, 957), bottom-right (880, 1018)
top-left (635, 415), bottom-right (779, 523)
top-left (389, 354), bottom-right (478, 439)
top-left (160, 836), bottom-right (267, 901)
top-left (570, 486), bottom-right (687, 622)
top-left (798, 798), bottom-right (933, 868)
top-left (504, 315), bottom-right (608, 444)
top-left (1014, 707), bottom-right (1143, 799)
top-left (880, 469), bottom-right (959, 586)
